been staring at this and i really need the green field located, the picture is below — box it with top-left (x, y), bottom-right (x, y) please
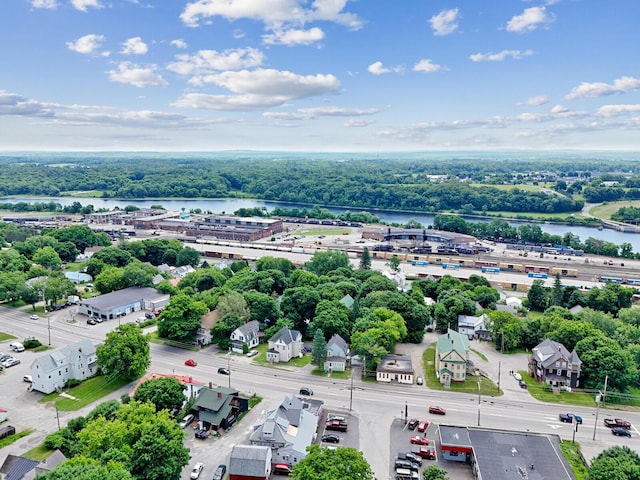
top-left (590, 200), bottom-right (640, 220)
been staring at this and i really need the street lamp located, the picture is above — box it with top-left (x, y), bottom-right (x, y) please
top-left (592, 375), bottom-right (609, 441)
top-left (47, 315), bottom-right (51, 346)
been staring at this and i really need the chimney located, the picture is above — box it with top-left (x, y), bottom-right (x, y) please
top-left (209, 382), bottom-right (213, 389)
top-left (218, 391), bottom-right (222, 398)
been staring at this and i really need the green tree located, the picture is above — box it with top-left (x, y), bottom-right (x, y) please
top-left (44, 274), bottom-right (76, 307)
top-left (423, 465), bottom-right (450, 480)
top-left (388, 255), bottom-right (401, 272)
top-left (157, 293), bottom-right (207, 343)
top-left (35, 457), bottom-right (133, 480)
top-left (581, 345), bottom-right (638, 391)
top-left (33, 246), bottom-right (62, 270)
top-left (133, 377), bottom-right (185, 413)
top-left (487, 311), bottom-right (525, 352)
top-left (243, 290), bottom-right (280, 322)
top-left (308, 300), bottom-right (352, 341)
top-left (551, 273), bottom-right (564, 306)
top-left (176, 246), bottom-right (201, 267)
top-left (291, 444), bottom-right (375, 480)
top-left (311, 329), bottom-right (327, 368)
top-left (280, 286), bottom-right (321, 336)
top-left (94, 266), bottom-right (128, 294)
top-left (256, 256), bottom-right (295, 276)
top-left (306, 251), bottom-right (351, 276)
top-left (359, 247), bottom-right (371, 270)
top-left (587, 446), bottom-right (640, 480)
top-left (92, 246), bottom-right (133, 267)
top-left (526, 280), bottom-right (548, 311)
top-left (216, 291), bottom-right (250, 320)
top-left (97, 323), bottom-right (150, 381)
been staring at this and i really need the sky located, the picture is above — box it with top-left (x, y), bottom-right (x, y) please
top-left (1, 0), bottom-right (640, 152)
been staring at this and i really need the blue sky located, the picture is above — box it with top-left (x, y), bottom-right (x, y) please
top-left (2, 0), bottom-right (640, 152)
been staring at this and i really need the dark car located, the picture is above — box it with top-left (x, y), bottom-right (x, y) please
top-left (299, 386), bottom-right (313, 396)
top-left (394, 459), bottom-right (419, 472)
top-left (519, 380), bottom-right (528, 389)
top-left (397, 452), bottom-right (422, 466)
top-left (217, 367), bottom-right (230, 375)
top-left (321, 433), bottom-right (340, 443)
top-left (195, 429), bottom-right (208, 439)
top-left (212, 464), bottom-right (227, 480)
top-left (612, 427), bottom-right (632, 437)
top-left (407, 418), bottom-right (419, 430)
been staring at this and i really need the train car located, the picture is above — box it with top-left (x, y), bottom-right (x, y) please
top-left (481, 266), bottom-right (500, 273)
top-left (528, 272), bottom-right (548, 279)
top-left (474, 260), bottom-right (499, 269)
top-left (499, 262), bottom-right (524, 272)
top-left (524, 265), bottom-right (551, 274)
top-left (626, 278), bottom-right (640, 286)
top-left (551, 267), bottom-right (578, 277)
top-left (411, 260), bottom-right (429, 266)
top-left (442, 263), bottom-right (461, 270)
top-left (600, 276), bottom-right (623, 284)
top-left (428, 256), bottom-right (447, 265)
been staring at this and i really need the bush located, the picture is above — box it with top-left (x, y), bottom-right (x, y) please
top-left (65, 378), bottom-right (82, 388)
top-left (23, 338), bottom-right (41, 349)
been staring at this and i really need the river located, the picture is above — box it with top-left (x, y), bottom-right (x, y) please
top-left (5, 196), bottom-right (640, 252)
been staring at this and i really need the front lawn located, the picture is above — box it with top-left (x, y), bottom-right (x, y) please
top-left (423, 345), bottom-right (502, 396)
top-left (520, 372), bottom-right (596, 407)
top-left (40, 375), bottom-right (131, 411)
top-left (560, 441), bottom-right (588, 480)
top-left (249, 343), bottom-right (312, 368)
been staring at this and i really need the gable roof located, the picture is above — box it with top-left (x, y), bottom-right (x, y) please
top-left (0, 455), bottom-right (40, 480)
top-left (532, 338), bottom-right (581, 368)
top-left (236, 320), bottom-right (260, 337)
top-left (436, 329), bottom-right (470, 355)
top-left (229, 445), bottom-right (270, 476)
top-left (327, 334), bottom-right (348, 355)
top-left (269, 327), bottom-right (301, 345)
top-left (79, 286), bottom-right (163, 310)
top-left (30, 339), bottom-right (96, 374)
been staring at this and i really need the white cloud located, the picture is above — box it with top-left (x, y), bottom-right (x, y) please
top-left (524, 95), bottom-right (548, 106)
top-left (108, 62), bottom-right (168, 88)
top-left (121, 37), bottom-right (148, 55)
top-left (262, 27), bottom-right (325, 46)
top-left (297, 106), bottom-right (378, 117)
top-left (596, 104), bottom-right (640, 118)
top-left (173, 69), bottom-right (340, 111)
top-left (565, 76), bottom-right (640, 100)
top-left (470, 49), bottom-right (533, 62)
top-left (30, 0), bottom-right (58, 8)
top-left (0, 91), bottom-right (50, 116)
top-left (413, 59), bottom-right (441, 73)
top-left (70, 0), bottom-right (103, 12)
top-left (180, 0), bottom-right (362, 30)
top-left (171, 39), bottom-right (188, 49)
top-left (66, 34), bottom-right (105, 55)
top-left (368, 61), bottom-right (390, 75)
top-left (551, 104), bottom-right (569, 114)
top-left (344, 119), bottom-right (373, 127)
top-left (430, 8), bottom-right (459, 36)
top-left (506, 6), bottom-right (553, 33)
top-left (167, 48), bottom-right (264, 76)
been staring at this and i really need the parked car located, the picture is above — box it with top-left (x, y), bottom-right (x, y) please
top-left (513, 372), bottom-right (523, 381)
top-left (87, 318), bottom-right (97, 325)
top-left (407, 418), bottom-right (419, 430)
top-left (321, 433), bottom-right (340, 443)
top-left (23, 375), bottom-right (33, 383)
top-left (9, 342), bottom-right (24, 352)
top-left (185, 359), bottom-right (197, 367)
top-left (195, 429), bottom-right (208, 439)
top-left (518, 380), bottom-right (528, 389)
top-left (246, 349), bottom-right (259, 358)
top-left (299, 386), bottom-right (313, 395)
top-left (2, 358), bottom-right (20, 368)
top-left (179, 414), bottom-right (195, 429)
top-left (144, 311), bottom-right (156, 319)
top-left (212, 464), bottom-right (226, 480)
top-left (416, 376), bottom-right (424, 385)
top-left (273, 464), bottom-right (292, 475)
top-left (327, 414), bottom-right (346, 422)
top-left (411, 446), bottom-right (436, 459)
top-left (190, 462), bottom-right (204, 479)
top-left (417, 420), bottom-right (429, 432)
top-left (428, 405), bottom-right (446, 415)
top-left (397, 452), bottom-right (423, 466)
top-left (410, 436), bottom-right (430, 445)
top-left (217, 367), bottom-right (230, 375)
top-left (325, 419), bottom-right (348, 432)
top-left (394, 459), bottom-right (419, 472)
top-left (612, 427), bottom-right (632, 437)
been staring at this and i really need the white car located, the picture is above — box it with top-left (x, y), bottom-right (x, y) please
top-left (513, 372), bottom-right (523, 381)
top-left (29, 314), bottom-right (39, 320)
top-left (190, 462), bottom-right (204, 479)
top-left (23, 375), bottom-right (33, 383)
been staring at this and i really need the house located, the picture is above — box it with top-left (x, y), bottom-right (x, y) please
top-left (435, 329), bottom-right (471, 385)
top-left (230, 320), bottom-right (260, 353)
top-left (266, 327), bottom-right (302, 363)
top-left (77, 286), bottom-right (169, 322)
top-left (324, 334), bottom-right (349, 373)
top-left (191, 386), bottom-right (249, 432)
top-left (228, 445), bottom-right (272, 480)
top-left (376, 354), bottom-right (414, 384)
top-left (529, 339), bottom-right (582, 388)
top-left (457, 314), bottom-right (488, 340)
top-left (30, 339), bottom-right (98, 394)
top-left (249, 395), bottom-right (323, 467)
top-left (196, 311), bottom-right (218, 346)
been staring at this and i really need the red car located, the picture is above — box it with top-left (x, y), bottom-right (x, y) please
top-left (185, 359), bottom-right (197, 367)
top-left (428, 405), bottom-right (446, 415)
top-left (417, 420), bottom-right (429, 432)
top-left (410, 436), bottom-right (430, 445)
top-left (412, 447), bottom-right (436, 460)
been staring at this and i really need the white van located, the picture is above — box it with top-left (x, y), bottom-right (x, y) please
top-left (179, 414), bottom-right (195, 428)
top-left (10, 342), bottom-right (24, 352)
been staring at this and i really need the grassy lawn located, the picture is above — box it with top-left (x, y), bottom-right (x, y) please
top-left (470, 349), bottom-right (487, 362)
top-left (21, 443), bottom-right (54, 462)
top-left (560, 441), bottom-right (589, 480)
top-left (520, 371), bottom-right (596, 407)
top-left (590, 200), bottom-right (640, 220)
top-left (0, 332), bottom-right (17, 342)
top-left (311, 367), bottom-right (350, 379)
top-left (423, 345), bottom-right (502, 396)
top-left (0, 429), bottom-right (33, 450)
top-left (40, 375), bottom-right (131, 411)
top-left (248, 343), bottom-right (312, 368)
top-left (297, 228), bottom-right (350, 236)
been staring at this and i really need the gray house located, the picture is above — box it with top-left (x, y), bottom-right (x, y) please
top-left (229, 445), bottom-right (272, 480)
top-left (78, 286), bottom-right (169, 321)
top-left (30, 339), bottom-right (98, 394)
top-left (266, 327), bottom-right (302, 363)
top-left (230, 320), bottom-right (260, 353)
top-left (529, 338), bottom-right (582, 388)
top-left (324, 334), bottom-right (349, 373)
top-left (249, 395), bottom-right (323, 468)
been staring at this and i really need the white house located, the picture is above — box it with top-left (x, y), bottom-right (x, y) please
top-left (457, 314), bottom-right (488, 340)
top-left (266, 327), bottom-right (302, 363)
top-left (324, 334), bottom-right (349, 373)
top-left (30, 339), bottom-right (98, 394)
top-left (376, 354), bottom-right (414, 384)
top-left (230, 320), bottom-right (260, 353)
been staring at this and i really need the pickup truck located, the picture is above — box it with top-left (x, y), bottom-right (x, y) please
top-left (559, 413), bottom-right (582, 424)
top-left (411, 446), bottom-right (435, 460)
top-left (604, 418), bottom-right (631, 429)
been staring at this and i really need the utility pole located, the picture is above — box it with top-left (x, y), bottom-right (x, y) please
top-left (227, 351), bottom-right (231, 389)
top-left (592, 375), bottom-right (608, 441)
top-left (47, 315), bottom-right (51, 346)
top-left (349, 368), bottom-right (354, 411)
top-left (497, 333), bottom-right (504, 389)
top-left (55, 405), bottom-right (60, 431)
top-left (477, 371), bottom-right (481, 426)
